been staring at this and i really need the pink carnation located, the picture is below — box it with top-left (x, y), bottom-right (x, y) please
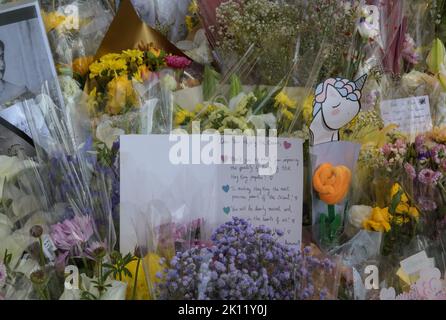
top-left (165, 55), bottom-right (192, 69)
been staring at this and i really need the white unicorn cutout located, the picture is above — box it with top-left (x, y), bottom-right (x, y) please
top-left (309, 75), bottom-right (367, 146)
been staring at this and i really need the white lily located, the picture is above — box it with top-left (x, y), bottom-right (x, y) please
top-left (96, 119), bottom-right (125, 150)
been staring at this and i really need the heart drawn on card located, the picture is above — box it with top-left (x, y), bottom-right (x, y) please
top-left (222, 185), bottom-right (230, 193)
top-left (284, 141), bottom-right (292, 150)
top-left (223, 207), bottom-right (231, 215)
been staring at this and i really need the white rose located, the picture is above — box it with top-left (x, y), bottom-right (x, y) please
top-left (348, 205), bottom-right (372, 229)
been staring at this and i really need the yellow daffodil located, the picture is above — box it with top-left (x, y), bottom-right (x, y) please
top-left (363, 207), bottom-right (392, 232)
top-left (390, 183), bottom-right (409, 203)
top-left (120, 253), bottom-right (166, 300)
top-left (275, 91), bottom-right (297, 109)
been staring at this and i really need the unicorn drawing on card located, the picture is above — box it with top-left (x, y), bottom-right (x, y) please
top-left (309, 75), bottom-right (367, 146)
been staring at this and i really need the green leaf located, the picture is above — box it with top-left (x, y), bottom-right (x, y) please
top-left (203, 65), bottom-right (221, 101)
top-left (229, 74), bottom-right (242, 99)
top-left (389, 190), bottom-right (403, 214)
top-left (427, 38), bottom-right (446, 74)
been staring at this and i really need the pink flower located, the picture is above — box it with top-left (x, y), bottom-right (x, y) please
top-left (418, 169), bottom-right (442, 186)
top-left (404, 163), bottom-right (416, 180)
top-left (432, 144), bottom-right (446, 164)
top-left (165, 55), bottom-right (192, 69)
top-left (50, 215), bottom-right (94, 253)
top-left (381, 143), bottom-right (392, 156)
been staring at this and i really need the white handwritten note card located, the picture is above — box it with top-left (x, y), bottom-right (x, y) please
top-left (380, 96), bottom-right (432, 137)
top-left (120, 135), bottom-right (304, 253)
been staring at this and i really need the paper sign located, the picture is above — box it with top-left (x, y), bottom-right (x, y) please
top-left (120, 135), bottom-right (304, 253)
top-left (217, 138), bottom-right (303, 247)
top-left (380, 96), bottom-right (433, 137)
top-left (400, 251), bottom-right (431, 276)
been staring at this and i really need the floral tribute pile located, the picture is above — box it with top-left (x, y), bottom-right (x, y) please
top-left (1, 0), bottom-right (446, 301)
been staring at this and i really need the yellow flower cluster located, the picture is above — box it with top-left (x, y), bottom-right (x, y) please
top-left (41, 11), bottom-right (66, 32)
top-left (429, 126), bottom-right (446, 144)
top-left (363, 183), bottom-right (419, 232)
top-left (120, 253), bottom-right (166, 300)
top-left (89, 54), bottom-right (128, 79)
top-left (275, 91), bottom-right (297, 121)
top-left (105, 75), bottom-right (139, 115)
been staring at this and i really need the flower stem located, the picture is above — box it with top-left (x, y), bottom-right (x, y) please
top-left (38, 237), bottom-right (45, 267)
top-left (132, 258), bottom-right (141, 300)
top-left (328, 204), bottom-right (335, 222)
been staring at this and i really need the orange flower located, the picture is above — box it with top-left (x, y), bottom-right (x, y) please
top-left (72, 56), bottom-right (94, 77)
top-left (313, 163), bottom-right (352, 205)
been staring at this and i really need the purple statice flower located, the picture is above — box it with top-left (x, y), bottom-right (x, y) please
top-left (418, 169), bottom-right (442, 186)
top-left (165, 55), bottom-right (192, 69)
top-left (0, 263), bottom-right (7, 286)
top-left (417, 197), bottom-right (438, 212)
top-left (156, 217), bottom-right (333, 300)
top-left (431, 144), bottom-right (446, 164)
top-left (50, 215), bottom-right (94, 253)
top-left (404, 163), bottom-right (417, 180)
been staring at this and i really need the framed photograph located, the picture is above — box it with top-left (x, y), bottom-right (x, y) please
top-left (0, 0), bottom-right (63, 110)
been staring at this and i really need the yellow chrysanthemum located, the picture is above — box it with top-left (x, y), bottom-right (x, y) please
top-left (302, 95), bottom-right (314, 125)
top-left (42, 11), bottom-right (66, 32)
top-left (175, 109), bottom-right (195, 126)
top-left (363, 207), bottom-right (392, 232)
top-left (122, 49), bottom-right (144, 64)
top-left (89, 61), bottom-right (105, 79)
top-left (106, 75), bottom-right (138, 115)
top-left (275, 91), bottom-right (297, 109)
top-left (103, 59), bottom-right (128, 77)
top-left (120, 253), bottom-right (166, 300)
top-left (100, 53), bottom-right (122, 62)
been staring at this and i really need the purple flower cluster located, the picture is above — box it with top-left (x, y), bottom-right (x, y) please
top-left (156, 217), bottom-right (334, 300)
top-left (418, 169), bottom-right (442, 186)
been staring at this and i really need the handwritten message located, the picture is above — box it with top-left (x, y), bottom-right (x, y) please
top-left (380, 96), bottom-right (432, 138)
top-left (120, 135), bottom-right (304, 253)
top-left (217, 138), bottom-right (303, 247)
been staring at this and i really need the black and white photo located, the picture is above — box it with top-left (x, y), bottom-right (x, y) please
top-left (0, 0), bottom-right (62, 109)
